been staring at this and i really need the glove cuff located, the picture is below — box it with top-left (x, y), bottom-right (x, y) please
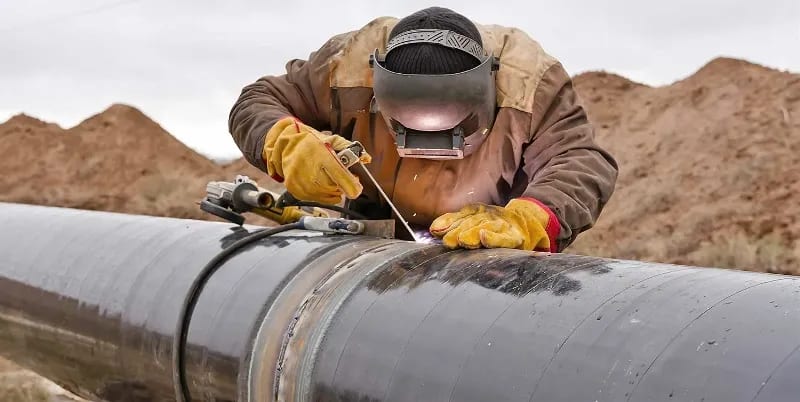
top-left (513, 198), bottom-right (561, 253)
top-left (261, 116), bottom-right (301, 183)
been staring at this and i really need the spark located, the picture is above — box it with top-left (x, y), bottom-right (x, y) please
top-left (413, 229), bottom-right (440, 244)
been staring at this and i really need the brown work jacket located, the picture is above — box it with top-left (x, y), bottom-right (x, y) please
top-left (228, 17), bottom-right (618, 251)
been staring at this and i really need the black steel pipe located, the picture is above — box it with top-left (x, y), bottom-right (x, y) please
top-left (0, 202), bottom-right (798, 402)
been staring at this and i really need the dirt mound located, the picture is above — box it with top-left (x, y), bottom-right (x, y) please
top-left (569, 57), bottom-right (800, 274)
top-left (220, 155), bottom-right (272, 181)
top-left (0, 104), bottom-right (278, 223)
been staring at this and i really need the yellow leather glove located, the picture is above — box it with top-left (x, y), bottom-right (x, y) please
top-left (429, 198), bottom-right (561, 252)
top-left (262, 117), bottom-right (371, 205)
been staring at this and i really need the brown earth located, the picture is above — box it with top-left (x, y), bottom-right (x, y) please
top-left (0, 104), bottom-right (276, 226)
top-left (568, 57), bottom-right (800, 274)
top-left (0, 56), bottom-right (799, 401)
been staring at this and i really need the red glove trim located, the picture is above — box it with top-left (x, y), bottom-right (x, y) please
top-left (270, 173), bottom-right (284, 183)
top-left (518, 197), bottom-right (561, 253)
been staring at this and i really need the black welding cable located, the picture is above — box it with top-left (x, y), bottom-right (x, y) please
top-left (172, 222), bottom-right (303, 402)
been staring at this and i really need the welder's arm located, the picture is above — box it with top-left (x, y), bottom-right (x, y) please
top-left (518, 63), bottom-right (619, 251)
top-left (228, 34), bottom-right (346, 172)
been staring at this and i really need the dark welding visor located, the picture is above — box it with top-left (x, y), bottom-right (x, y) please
top-left (369, 30), bottom-right (499, 159)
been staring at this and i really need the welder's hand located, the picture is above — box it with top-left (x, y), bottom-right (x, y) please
top-left (262, 117), bottom-right (371, 205)
top-left (429, 199), bottom-right (560, 252)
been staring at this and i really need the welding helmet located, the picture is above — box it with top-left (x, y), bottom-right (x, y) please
top-left (369, 29), bottom-right (500, 159)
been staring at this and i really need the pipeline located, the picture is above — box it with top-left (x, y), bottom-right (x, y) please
top-left (0, 202), bottom-right (798, 402)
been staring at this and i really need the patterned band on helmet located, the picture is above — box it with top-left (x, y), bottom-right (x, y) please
top-left (386, 29), bottom-right (486, 61)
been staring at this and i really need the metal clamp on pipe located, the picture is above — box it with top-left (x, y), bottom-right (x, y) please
top-left (298, 216), bottom-right (364, 235)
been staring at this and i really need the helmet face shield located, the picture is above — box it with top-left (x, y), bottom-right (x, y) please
top-left (369, 30), bottom-right (498, 159)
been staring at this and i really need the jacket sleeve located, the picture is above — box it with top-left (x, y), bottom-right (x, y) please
top-left (518, 63), bottom-right (619, 251)
top-left (227, 33), bottom-right (348, 171)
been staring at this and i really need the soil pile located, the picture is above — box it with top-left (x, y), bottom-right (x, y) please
top-left (569, 57), bottom-right (800, 274)
top-left (0, 104), bottom-right (271, 223)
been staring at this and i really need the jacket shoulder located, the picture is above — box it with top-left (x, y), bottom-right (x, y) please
top-left (477, 24), bottom-right (560, 113)
top-left (329, 16), bottom-right (399, 88)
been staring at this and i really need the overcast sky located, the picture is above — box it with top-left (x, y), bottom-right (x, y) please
top-left (1, 0), bottom-right (798, 159)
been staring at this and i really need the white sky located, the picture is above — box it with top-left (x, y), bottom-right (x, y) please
top-left (1, 0), bottom-right (798, 159)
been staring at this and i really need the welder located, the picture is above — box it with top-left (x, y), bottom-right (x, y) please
top-left (228, 7), bottom-right (618, 252)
